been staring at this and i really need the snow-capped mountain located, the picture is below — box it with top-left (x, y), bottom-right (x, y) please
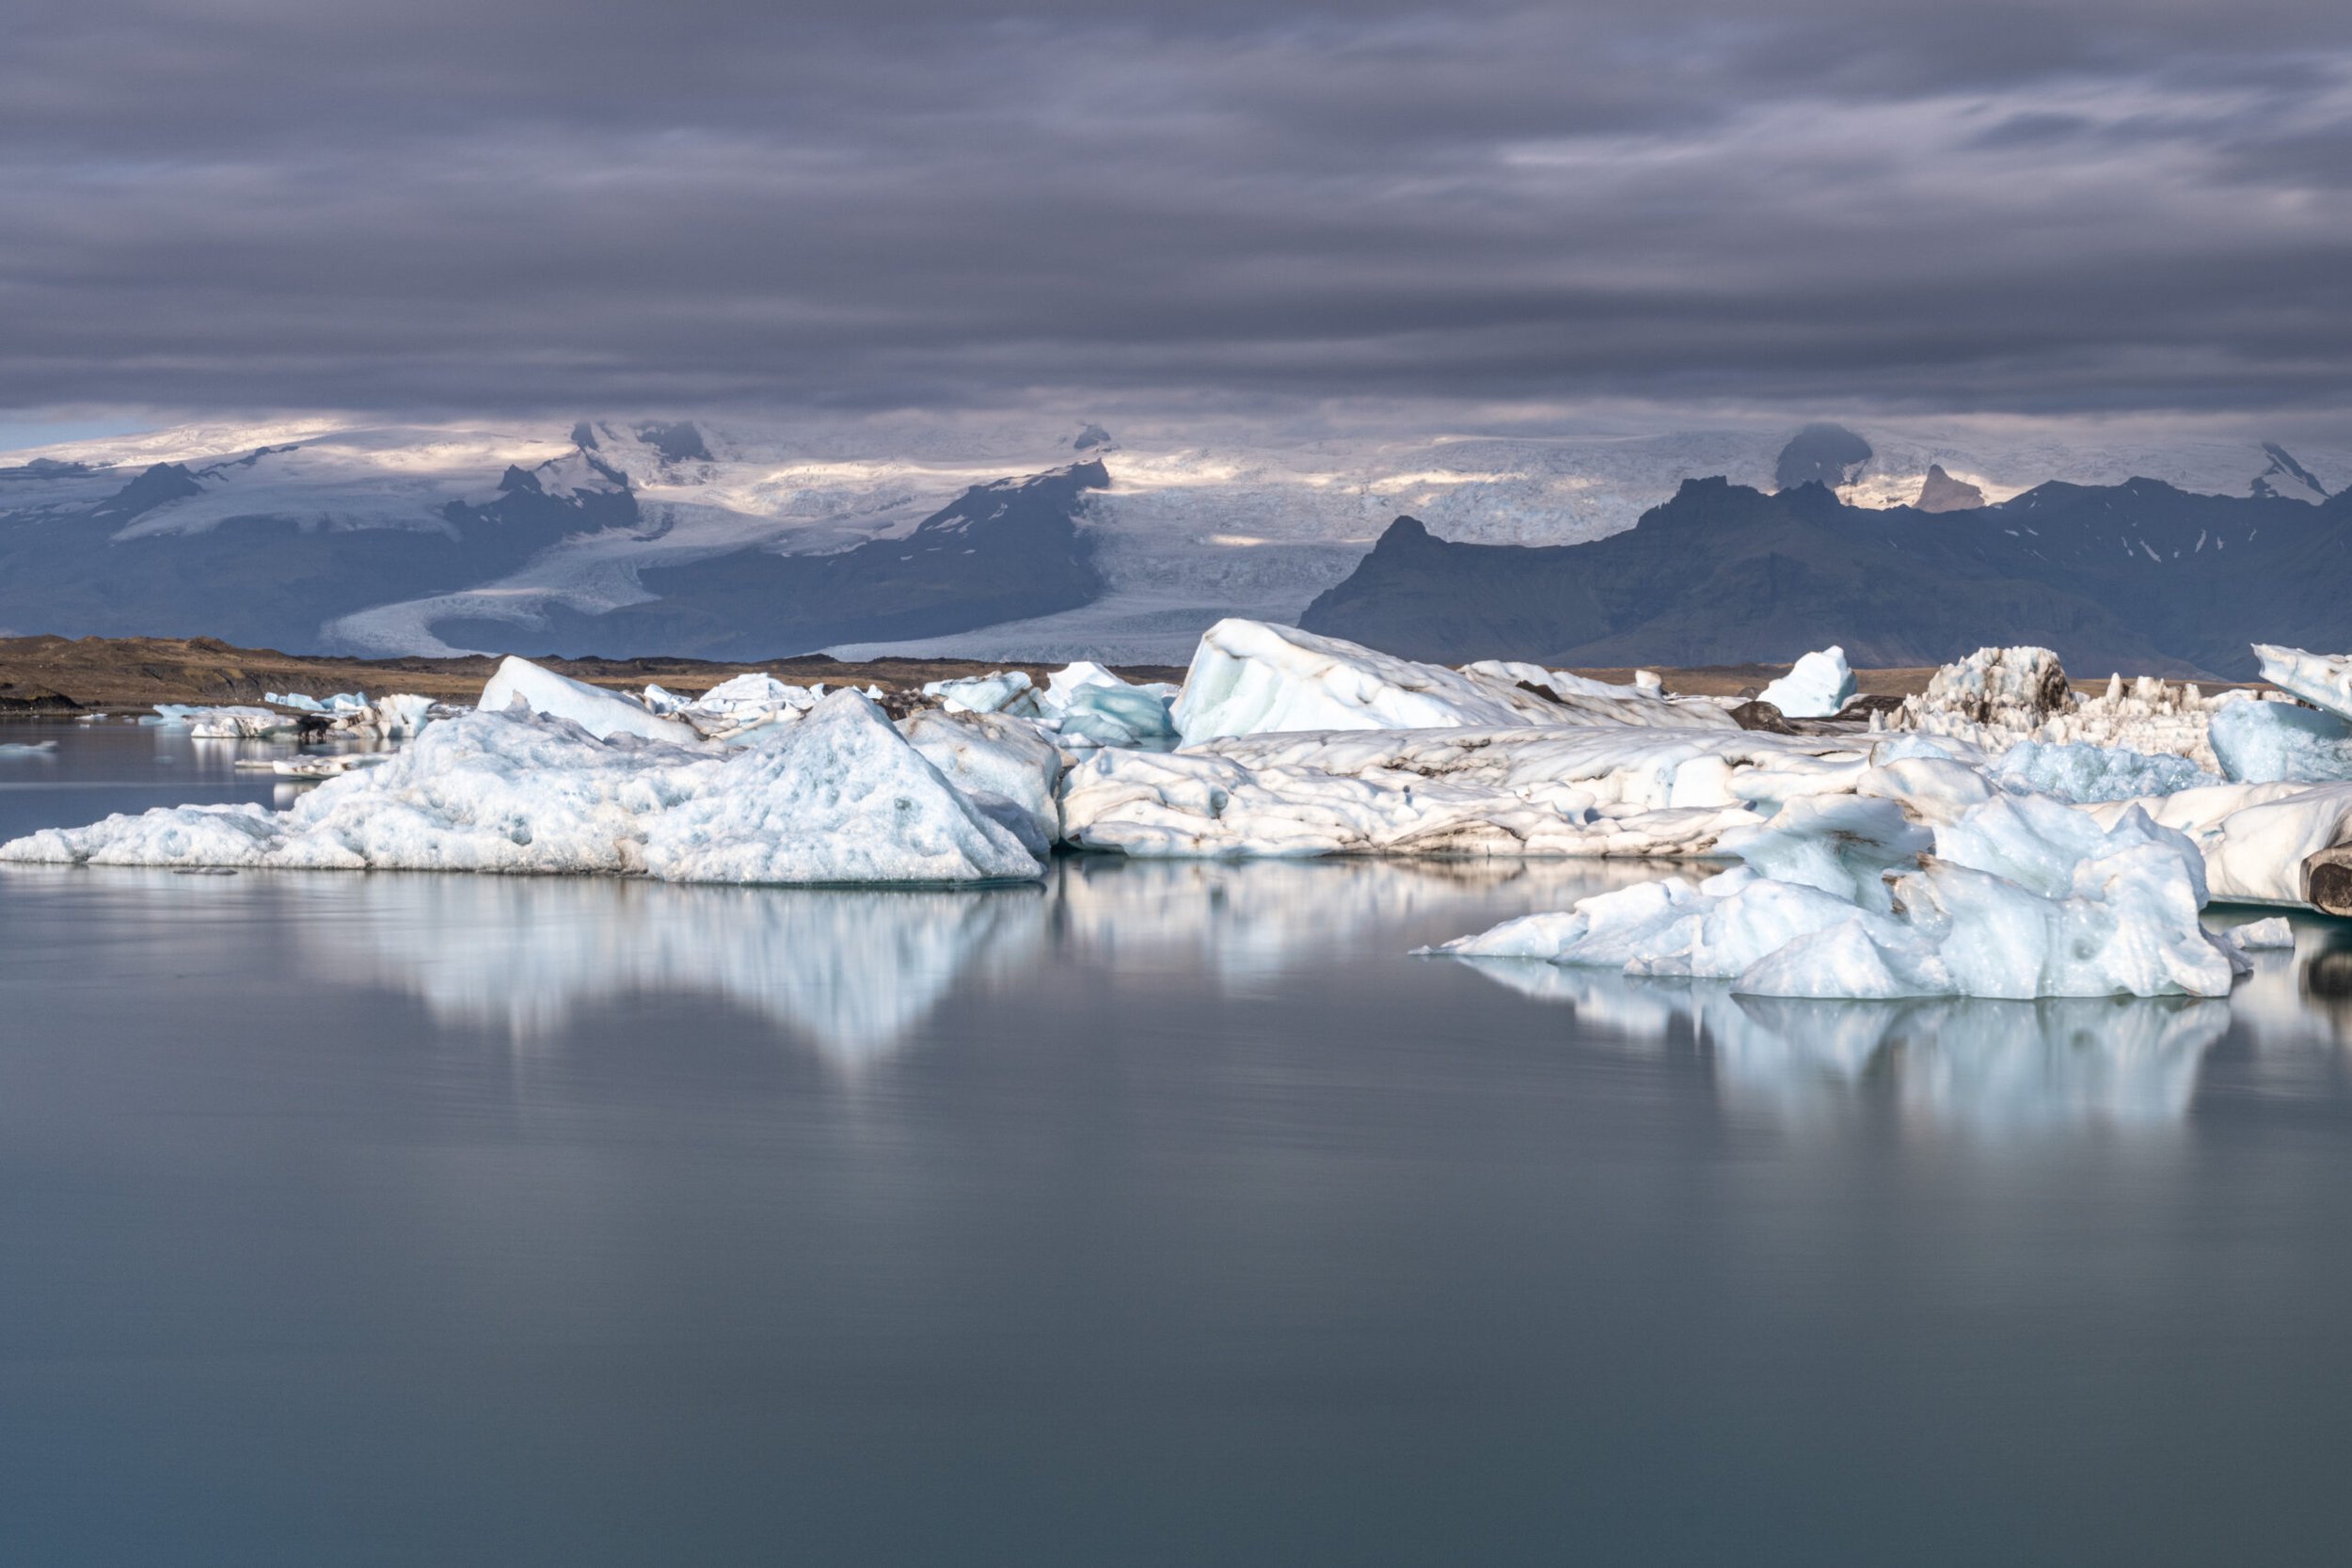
top-left (0, 414), bottom-right (2341, 661)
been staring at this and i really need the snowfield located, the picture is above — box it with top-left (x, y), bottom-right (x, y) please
top-left (13, 621), bottom-right (2352, 1000)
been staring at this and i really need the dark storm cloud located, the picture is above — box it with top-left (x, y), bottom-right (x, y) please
top-left (6, 0), bottom-right (2352, 419)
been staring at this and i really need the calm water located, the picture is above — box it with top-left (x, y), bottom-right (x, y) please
top-left (6, 721), bottom-right (2352, 1565)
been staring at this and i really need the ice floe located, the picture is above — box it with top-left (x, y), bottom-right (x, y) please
top-left (1757, 645), bottom-right (1855, 719)
top-left (1427, 790), bottom-right (2239, 999)
top-left (3, 691), bottom-right (1043, 884)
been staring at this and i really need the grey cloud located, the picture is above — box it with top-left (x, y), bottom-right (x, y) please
top-left (3, 0), bottom-right (2352, 421)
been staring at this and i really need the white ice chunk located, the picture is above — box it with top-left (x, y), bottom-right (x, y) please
top-left (2224, 915), bottom-right (2296, 950)
top-left (1993, 739), bottom-right (2218, 800)
top-left (1716, 795), bottom-right (1930, 911)
top-left (3, 691), bottom-right (1042, 884)
top-left (373, 693), bottom-right (437, 739)
top-left (899, 707), bottom-right (1065, 856)
top-left (1756, 646), bottom-right (1855, 719)
top-left (478, 656), bottom-right (697, 744)
top-left (1427, 792), bottom-right (2237, 999)
top-left (2207, 695), bottom-right (2352, 783)
top-left (1171, 620), bottom-right (1549, 744)
top-left (1062, 725), bottom-right (1860, 860)
top-left (1855, 756), bottom-right (1996, 824)
top-left (2253, 643), bottom-right (2352, 723)
top-left (923, 670), bottom-right (1041, 718)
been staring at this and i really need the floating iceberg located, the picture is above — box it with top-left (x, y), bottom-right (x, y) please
top-left (478, 656), bottom-right (698, 744)
top-left (2207, 695), bottom-right (2352, 784)
top-left (1063, 724), bottom-right (1868, 859)
top-left (1426, 791), bottom-right (2239, 999)
top-left (924, 670), bottom-right (1042, 718)
top-left (2, 692), bottom-right (1043, 885)
top-left (1170, 620), bottom-right (1554, 744)
top-left (899, 708), bottom-right (1065, 857)
top-left (1756, 646), bottom-right (1855, 719)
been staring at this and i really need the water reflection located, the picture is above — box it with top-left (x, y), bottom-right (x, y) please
top-left (1456, 955), bottom-right (2266, 1132)
top-left (283, 874), bottom-right (1054, 1065)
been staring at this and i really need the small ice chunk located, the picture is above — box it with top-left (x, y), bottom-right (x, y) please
top-left (1756, 646), bottom-right (1855, 719)
top-left (2224, 916), bottom-right (2296, 951)
top-left (924, 671), bottom-right (1041, 718)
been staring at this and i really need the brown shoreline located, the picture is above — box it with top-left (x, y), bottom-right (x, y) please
top-left (0, 633), bottom-right (2257, 716)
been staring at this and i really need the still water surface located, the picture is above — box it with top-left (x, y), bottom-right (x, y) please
top-left (5, 721), bottom-right (2352, 1564)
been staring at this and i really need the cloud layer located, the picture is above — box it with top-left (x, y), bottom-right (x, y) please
top-left (8, 0), bottom-right (2352, 420)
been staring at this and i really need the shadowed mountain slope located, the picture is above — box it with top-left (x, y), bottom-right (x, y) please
top-left (1299, 477), bottom-right (2352, 680)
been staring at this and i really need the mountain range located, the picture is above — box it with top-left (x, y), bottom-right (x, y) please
top-left (1300, 476), bottom-right (2352, 680)
top-left (0, 415), bottom-right (2341, 667)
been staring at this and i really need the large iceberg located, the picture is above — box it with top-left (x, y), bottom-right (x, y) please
top-left (479, 656), bottom-right (698, 744)
top-left (1063, 725), bottom-right (1872, 859)
top-left (1426, 789), bottom-right (2240, 999)
top-left (3, 692), bottom-right (1043, 885)
top-left (1756, 646), bottom-right (1855, 719)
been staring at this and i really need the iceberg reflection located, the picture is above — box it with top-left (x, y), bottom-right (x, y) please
top-left (288, 875), bottom-right (1050, 1066)
top-left (1455, 958), bottom-right (2229, 1132)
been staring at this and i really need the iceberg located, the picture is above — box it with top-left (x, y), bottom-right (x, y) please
top-left (1425, 792), bottom-right (2239, 999)
top-left (1756, 646), bottom-right (1855, 719)
top-left (1062, 725), bottom-right (1868, 860)
top-left (1, 691), bottom-right (1044, 885)
top-left (2206, 695), bottom-right (2352, 784)
top-left (899, 708), bottom-right (1065, 857)
top-left (2252, 643), bottom-right (2352, 722)
top-left (923, 671), bottom-right (1042, 718)
top-left (1170, 619), bottom-right (1552, 744)
top-left (1459, 661), bottom-right (1740, 729)
top-left (478, 656), bottom-right (698, 744)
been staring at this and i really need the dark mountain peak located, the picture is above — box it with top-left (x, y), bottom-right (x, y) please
top-left (1374, 515), bottom-right (1434, 549)
top-left (1066, 458), bottom-right (1111, 490)
top-left (1775, 478), bottom-right (1847, 519)
top-left (569, 420), bottom-right (599, 451)
top-left (1774, 423), bottom-right (1872, 491)
top-left (633, 421), bottom-right (709, 465)
top-left (1073, 422), bottom-right (1114, 451)
top-left (497, 464), bottom-right (543, 496)
top-left (88, 462), bottom-right (204, 523)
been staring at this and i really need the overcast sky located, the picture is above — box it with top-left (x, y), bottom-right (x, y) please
top-left (8, 0), bottom-right (2352, 430)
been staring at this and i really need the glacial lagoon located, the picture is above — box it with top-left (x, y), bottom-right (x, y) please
top-left (6, 721), bottom-right (2352, 1564)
